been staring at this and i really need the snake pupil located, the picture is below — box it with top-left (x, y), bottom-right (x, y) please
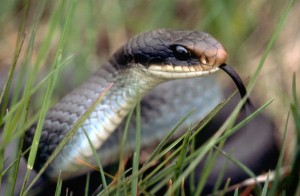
top-left (172, 45), bottom-right (191, 61)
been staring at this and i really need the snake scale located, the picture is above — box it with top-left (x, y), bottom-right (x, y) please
top-left (23, 29), bottom-right (242, 180)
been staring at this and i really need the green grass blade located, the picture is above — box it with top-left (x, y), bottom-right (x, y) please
top-left (54, 172), bottom-right (62, 196)
top-left (247, 0), bottom-right (296, 93)
top-left (84, 173), bottom-right (90, 196)
top-left (22, 1), bottom-right (78, 193)
top-left (146, 99), bottom-right (227, 175)
top-left (166, 97), bottom-right (273, 194)
top-left (4, 134), bottom-right (26, 195)
top-left (82, 127), bottom-right (108, 192)
top-left (22, 0), bottom-right (61, 169)
top-left (189, 94), bottom-right (233, 141)
top-left (23, 83), bottom-right (112, 195)
top-left (188, 137), bottom-right (196, 193)
top-left (139, 97), bottom-right (230, 194)
top-left (144, 109), bottom-right (195, 165)
top-left (0, 3), bottom-right (27, 117)
top-left (217, 98), bottom-right (274, 144)
top-left (195, 141), bottom-right (226, 195)
top-left (261, 172), bottom-right (270, 196)
top-left (173, 127), bottom-right (192, 195)
top-left (268, 112), bottom-right (290, 195)
top-left (131, 92), bottom-right (141, 196)
top-left (213, 157), bottom-right (229, 194)
top-left (1, 148), bottom-right (30, 177)
top-left (117, 108), bottom-right (134, 194)
top-left (140, 147), bottom-right (181, 186)
top-left (0, 55), bottom-right (73, 138)
top-left (165, 137), bottom-right (214, 195)
top-left (221, 178), bottom-right (231, 196)
top-left (148, 166), bottom-right (176, 193)
top-left (234, 188), bottom-right (239, 196)
top-left (0, 2), bottom-right (43, 191)
top-left (25, 51), bottom-right (61, 175)
top-left (185, 98), bottom-right (273, 167)
top-left (214, 146), bottom-right (259, 187)
top-left (284, 73), bottom-right (300, 195)
top-left (0, 0), bottom-right (297, 195)
top-left (139, 103), bottom-right (220, 188)
top-left (0, 4), bottom-right (28, 187)
top-left (194, 149), bottom-right (214, 195)
top-left (292, 74), bottom-right (299, 118)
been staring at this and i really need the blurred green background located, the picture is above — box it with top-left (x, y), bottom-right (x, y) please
top-left (0, 0), bottom-right (299, 171)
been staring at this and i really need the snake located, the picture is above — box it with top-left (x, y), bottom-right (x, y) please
top-left (23, 29), bottom-right (247, 180)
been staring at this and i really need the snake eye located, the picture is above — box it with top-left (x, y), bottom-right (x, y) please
top-left (171, 45), bottom-right (191, 61)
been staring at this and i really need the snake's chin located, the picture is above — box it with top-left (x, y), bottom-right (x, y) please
top-left (146, 65), bottom-right (220, 79)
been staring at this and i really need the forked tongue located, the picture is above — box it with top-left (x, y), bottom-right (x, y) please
top-left (219, 63), bottom-right (252, 107)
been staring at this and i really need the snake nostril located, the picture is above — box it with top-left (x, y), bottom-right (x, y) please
top-left (215, 45), bottom-right (228, 65)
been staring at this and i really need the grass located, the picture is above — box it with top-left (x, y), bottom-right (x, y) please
top-left (0, 0), bottom-right (299, 195)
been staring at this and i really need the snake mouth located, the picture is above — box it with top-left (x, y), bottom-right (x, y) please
top-left (147, 63), bottom-right (249, 101)
top-left (147, 64), bottom-right (220, 78)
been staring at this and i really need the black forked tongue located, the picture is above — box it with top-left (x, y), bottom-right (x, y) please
top-left (219, 63), bottom-right (253, 107)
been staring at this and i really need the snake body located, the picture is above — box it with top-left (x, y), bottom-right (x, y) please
top-left (23, 29), bottom-right (228, 180)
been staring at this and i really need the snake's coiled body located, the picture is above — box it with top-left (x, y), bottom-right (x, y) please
top-left (23, 29), bottom-right (227, 179)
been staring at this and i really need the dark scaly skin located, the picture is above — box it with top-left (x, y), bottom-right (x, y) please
top-left (23, 29), bottom-right (228, 180)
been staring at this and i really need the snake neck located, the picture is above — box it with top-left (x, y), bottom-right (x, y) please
top-left (46, 63), bottom-right (166, 178)
top-left (84, 63), bottom-right (166, 147)
top-left (98, 62), bottom-right (165, 101)
top-left (81, 62), bottom-right (168, 142)
top-left (90, 63), bottom-right (167, 133)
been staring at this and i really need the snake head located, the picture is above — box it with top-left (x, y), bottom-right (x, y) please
top-left (111, 29), bottom-right (228, 79)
